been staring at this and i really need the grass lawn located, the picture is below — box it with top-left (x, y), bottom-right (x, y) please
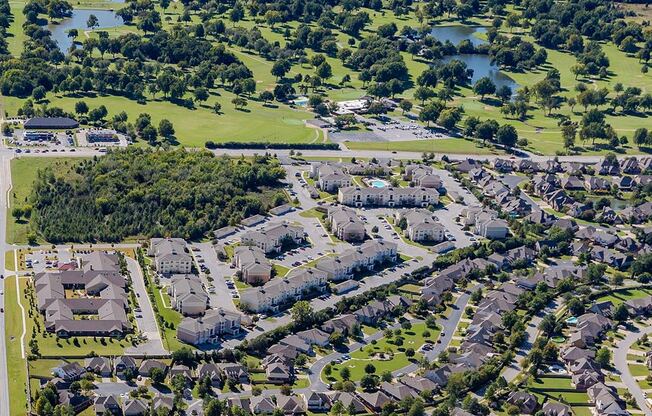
top-left (1, 91), bottom-right (319, 148)
top-left (361, 325), bottom-right (379, 337)
top-left (398, 283), bottom-right (422, 295)
top-left (299, 208), bottom-right (326, 219)
top-left (528, 376), bottom-right (590, 405)
top-left (4, 275), bottom-right (28, 416)
top-left (344, 138), bottom-right (503, 155)
top-left (7, 157), bottom-right (86, 244)
top-left (143, 257), bottom-right (186, 351)
top-left (629, 363), bottom-right (649, 377)
top-left (272, 263), bottom-right (290, 277)
top-left (325, 322), bottom-right (440, 382)
top-left (5, 250), bottom-right (15, 272)
top-left (596, 288), bottom-right (652, 307)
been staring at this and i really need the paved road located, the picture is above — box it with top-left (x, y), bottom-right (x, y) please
top-left (614, 325), bottom-right (652, 415)
top-left (501, 298), bottom-right (559, 383)
top-left (124, 256), bottom-right (167, 355)
top-left (396, 285), bottom-right (481, 376)
top-left (0, 145), bottom-right (641, 166)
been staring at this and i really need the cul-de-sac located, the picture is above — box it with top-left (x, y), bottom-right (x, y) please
top-left (2, 0), bottom-right (652, 415)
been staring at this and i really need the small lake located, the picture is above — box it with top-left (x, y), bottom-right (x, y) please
top-left (430, 25), bottom-right (488, 48)
top-left (430, 25), bottom-right (519, 91)
top-left (46, 9), bottom-right (123, 52)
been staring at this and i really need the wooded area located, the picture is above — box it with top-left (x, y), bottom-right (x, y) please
top-left (29, 149), bottom-right (286, 242)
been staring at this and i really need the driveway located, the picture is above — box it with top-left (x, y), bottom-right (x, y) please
top-left (614, 325), bottom-right (652, 415)
top-left (124, 256), bottom-right (166, 355)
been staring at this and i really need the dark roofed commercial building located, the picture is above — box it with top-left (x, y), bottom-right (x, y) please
top-left (24, 117), bottom-right (79, 130)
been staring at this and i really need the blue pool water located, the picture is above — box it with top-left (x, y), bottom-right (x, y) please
top-left (370, 180), bottom-right (387, 188)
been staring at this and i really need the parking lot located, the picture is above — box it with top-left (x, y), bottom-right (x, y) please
top-left (24, 249), bottom-right (74, 273)
top-left (10, 129), bottom-right (74, 151)
top-left (330, 115), bottom-right (452, 143)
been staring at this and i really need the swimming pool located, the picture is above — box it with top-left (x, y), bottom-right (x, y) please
top-left (370, 179), bottom-right (388, 188)
top-left (565, 316), bottom-right (578, 325)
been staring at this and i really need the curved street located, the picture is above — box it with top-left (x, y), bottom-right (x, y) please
top-left (613, 324), bottom-right (652, 416)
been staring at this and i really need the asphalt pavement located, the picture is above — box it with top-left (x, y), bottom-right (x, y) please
top-left (124, 256), bottom-right (167, 356)
top-left (614, 325), bottom-right (652, 415)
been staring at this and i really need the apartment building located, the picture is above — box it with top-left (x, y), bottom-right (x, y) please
top-left (310, 163), bottom-right (353, 192)
top-left (316, 240), bottom-right (398, 281)
top-left (233, 246), bottom-right (273, 285)
top-left (241, 222), bottom-right (304, 254)
top-left (149, 238), bottom-right (193, 275)
top-left (338, 186), bottom-right (439, 208)
top-left (327, 206), bottom-right (366, 242)
top-left (239, 268), bottom-right (328, 313)
top-left (177, 308), bottom-right (242, 345)
top-left (394, 209), bottom-right (445, 242)
top-left (168, 274), bottom-right (209, 316)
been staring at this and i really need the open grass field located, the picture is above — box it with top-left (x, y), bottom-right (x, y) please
top-left (7, 157), bottom-right (84, 244)
top-left (1, 92), bottom-right (321, 147)
top-left (4, 275), bottom-right (29, 416)
top-left (344, 138), bottom-right (502, 154)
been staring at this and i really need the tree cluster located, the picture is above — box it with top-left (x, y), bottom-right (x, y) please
top-left (30, 149), bottom-right (286, 242)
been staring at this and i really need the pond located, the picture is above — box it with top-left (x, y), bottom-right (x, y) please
top-left (430, 25), bottom-right (520, 91)
top-left (46, 9), bottom-right (123, 52)
top-left (585, 196), bottom-right (630, 210)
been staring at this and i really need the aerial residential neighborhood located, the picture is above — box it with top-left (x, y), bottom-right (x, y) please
top-left (1, 0), bottom-right (652, 414)
top-left (2, 145), bottom-right (652, 416)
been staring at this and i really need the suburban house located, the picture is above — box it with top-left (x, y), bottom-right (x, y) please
top-left (315, 240), bottom-right (398, 281)
top-left (338, 186), bottom-right (439, 208)
top-left (139, 359), bottom-right (167, 377)
top-left (94, 395), bottom-right (121, 415)
top-left (239, 268), bottom-right (327, 313)
top-left (168, 274), bottom-right (209, 316)
top-left (122, 399), bottom-right (148, 416)
top-left (177, 308), bottom-right (242, 345)
top-left (241, 222), bottom-right (305, 254)
top-left (394, 209), bottom-right (446, 242)
top-left (506, 391), bottom-right (538, 414)
top-left (149, 238), bottom-right (193, 275)
top-left (327, 206), bottom-right (366, 242)
top-left (84, 357), bottom-right (112, 377)
top-left (233, 246), bottom-right (272, 285)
